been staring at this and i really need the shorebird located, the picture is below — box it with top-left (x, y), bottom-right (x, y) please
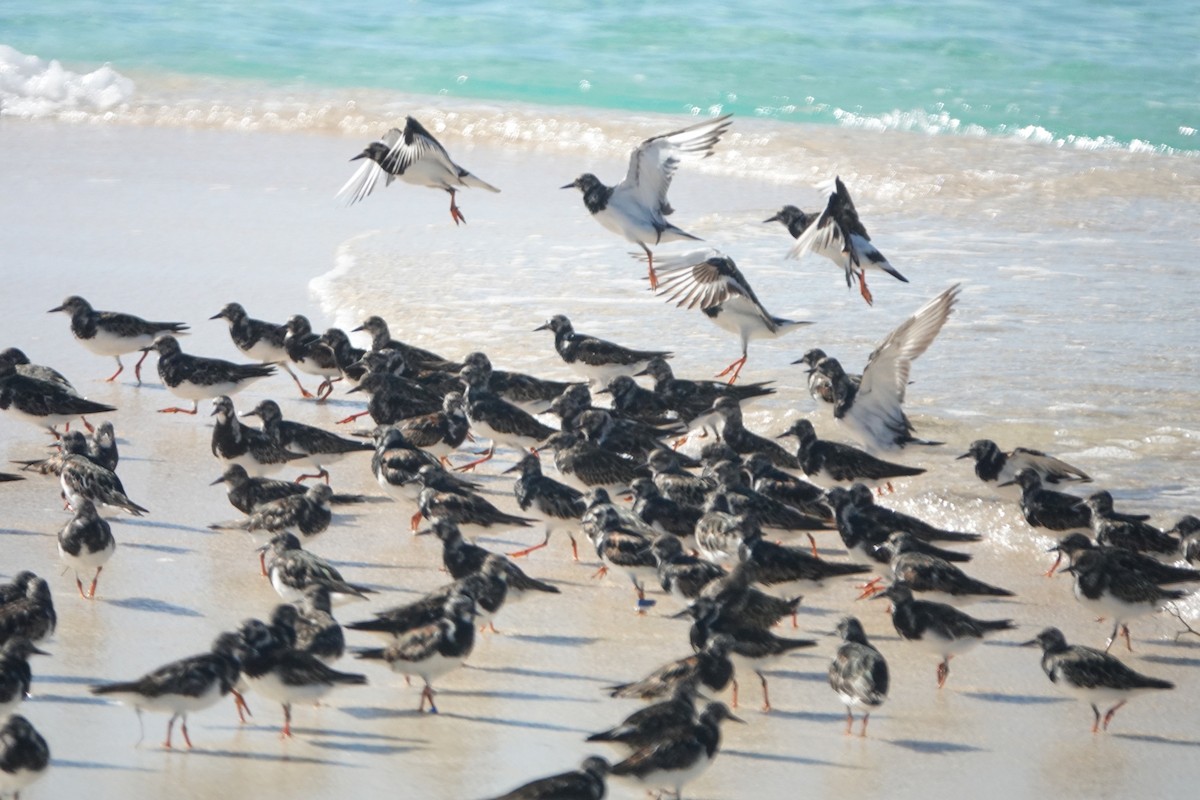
top-left (1024, 626), bottom-right (1174, 733)
top-left (211, 463), bottom-right (365, 515)
top-left (654, 248), bottom-right (813, 384)
top-left (457, 363), bottom-right (557, 470)
top-left (89, 631), bottom-right (245, 749)
top-left (210, 302), bottom-right (309, 397)
top-left (563, 114), bottom-right (732, 289)
top-left (337, 116), bottom-right (500, 224)
top-left (636, 356), bottom-right (775, 429)
top-left (1002, 469), bottom-right (1092, 532)
top-left (141, 335), bottom-right (275, 414)
top-left (49, 294), bottom-right (188, 383)
top-left (1081, 490), bottom-right (1179, 560)
top-left (0, 639), bottom-right (48, 718)
top-left (261, 532), bottom-right (375, 603)
top-left (210, 395), bottom-right (305, 477)
top-left (270, 586), bottom-right (345, 665)
top-left (0, 714), bottom-right (50, 797)
top-left (874, 582), bottom-right (1014, 688)
top-left (828, 616), bottom-right (889, 736)
top-left (245, 399), bottom-right (373, 483)
top-left (1064, 548), bottom-right (1187, 652)
top-left (505, 452), bottom-right (586, 559)
top-left (770, 177), bottom-right (908, 306)
top-left (354, 592), bottom-right (478, 713)
top-left (703, 396), bottom-right (800, 470)
top-left (607, 635), bottom-right (735, 700)
top-left (810, 284), bottom-right (960, 451)
top-left (536, 314), bottom-right (672, 386)
top-left (0, 361), bottom-right (116, 436)
top-left (212, 484), bottom-right (334, 543)
top-left (57, 498), bottom-right (116, 599)
top-left (283, 315), bottom-right (342, 400)
top-left (610, 701), bottom-right (742, 799)
top-left (884, 532), bottom-right (1013, 605)
top-left (958, 438), bottom-right (1091, 490)
top-left (484, 756), bottom-right (610, 800)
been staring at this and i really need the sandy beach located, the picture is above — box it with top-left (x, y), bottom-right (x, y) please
top-left (3, 118), bottom-right (1200, 800)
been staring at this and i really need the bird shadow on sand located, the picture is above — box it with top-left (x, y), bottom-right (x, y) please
top-left (33, 673), bottom-right (109, 685)
top-left (122, 541), bottom-right (194, 555)
top-left (960, 691), bottom-right (1070, 705)
top-left (440, 688), bottom-right (597, 705)
top-left (765, 709), bottom-right (848, 724)
top-left (505, 633), bottom-right (603, 647)
top-left (103, 597), bottom-right (203, 617)
top-left (1112, 733), bottom-right (1200, 748)
top-left (438, 711), bottom-right (594, 734)
top-left (176, 747), bottom-right (356, 766)
top-left (54, 758), bottom-right (157, 773)
top-left (886, 739), bottom-right (985, 755)
top-left (31, 693), bottom-right (109, 706)
top-left (467, 663), bottom-right (614, 685)
top-left (1138, 653), bottom-right (1200, 668)
top-left (114, 518), bottom-right (216, 536)
top-left (0, 527), bottom-right (48, 538)
top-left (306, 739), bottom-right (421, 757)
top-left (723, 748), bottom-right (855, 769)
top-left (766, 669), bottom-right (829, 684)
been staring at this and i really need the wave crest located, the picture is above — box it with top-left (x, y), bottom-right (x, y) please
top-left (0, 46), bottom-right (135, 118)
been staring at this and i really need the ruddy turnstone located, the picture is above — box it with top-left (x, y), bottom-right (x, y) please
top-left (536, 315), bottom-right (672, 386)
top-left (562, 114), bottom-right (732, 289)
top-left (812, 284), bottom-right (960, 451)
top-left (261, 532), bottom-right (374, 603)
top-left (210, 302), bottom-right (310, 397)
top-left (0, 714), bottom-right (50, 796)
top-left (654, 248), bottom-right (812, 383)
top-left (875, 582), bottom-right (1014, 688)
top-left (337, 116), bottom-right (500, 224)
top-left (703, 397), bottom-right (799, 470)
top-left (353, 592), bottom-right (478, 713)
top-left (610, 701), bottom-right (742, 798)
top-left (776, 419), bottom-right (924, 490)
top-left (210, 396), bottom-right (305, 477)
top-left (0, 639), bottom-right (48, 718)
top-left (505, 452), bottom-right (586, 559)
top-left (828, 616), bottom-right (889, 736)
top-left (142, 335), bottom-right (275, 415)
top-left (0, 361), bottom-right (116, 436)
top-left (483, 756), bottom-right (610, 800)
top-left (211, 464), bottom-right (365, 516)
top-left (958, 438), bottom-right (1091, 489)
top-left (608, 635), bottom-right (735, 700)
top-left (49, 294), bottom-right (188, 383)
top-left (57, 498), bottom-right (116, 599)
top-left (89, 630), bottom-right (245, 748)
top-left (773, 178), bottom-right (908, 306)
top-left (1024, 626), bottom-right (1174, 733)
top-left (245, 399), bottom-right (373, 483)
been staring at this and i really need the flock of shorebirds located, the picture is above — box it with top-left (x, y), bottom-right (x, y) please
top-left (2, 113), bottom-right (1199, 799)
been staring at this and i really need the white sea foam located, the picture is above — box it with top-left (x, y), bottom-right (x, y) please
top-left (0, 45), bottom-right (134, 118)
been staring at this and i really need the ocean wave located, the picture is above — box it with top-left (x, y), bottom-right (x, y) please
top-left (0, 45), bottom-right (134, 118)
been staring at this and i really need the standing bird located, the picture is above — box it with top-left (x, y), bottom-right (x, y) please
top-left (703, 396), bottom-right (800, 470)
top-left (957, 438), bottom-right (1091, 490)
top-left (776, 418), bottom-right (925, 490)
top-left (237, 618), bottom-right (367, 738)
top-left (0, 362), bottom-right (116, 437)
top-left (610, 701), bottom-right (743, 800)
top-left (57, 498), bottom-right (116, 599)
top-left (815, 284), bottom-right (960, 451)
top-left (1082, 491), bottom-right (1179, 560)
top-left (283, 315), bottom-right (342, 400)
top-left (505, 452), bottom-right (586, 560)
top-left (536, 315), bottom-right (672, 386)
top-left (0, 715), bottom-right (50, 798)
top-left (89, 631), bottom-right (245, 749)
top-left (211, 484), bottom-right (334, 543)
top-left (210, 302), bottom-right (309, 398)
top-left (771, 178), bottom-right (908, 306)
top-left (1064, 548), bottom-right (1187, 653)
top-left (261, 533), bottom-right (374, 603)
top-left (875, 582), bottom-right (1014, 688)
top-left (210, 395), bottom-right (305, 477)
top-left (0, 639), bottom-right (48, 718)
top-left (1001, 469), bottom-right (1092, 532)
top-left (211, 463), bottom-right (365, 516)
top-left (885, 532), bottom-right (1013, 605)
top-left (141, 335), bottom-right (275, 414)
top-left (271, 586), bottom-right (345, 665)
top-left (59, 446), bottom-right (147, 516)
top-left (483, 756), bottom-right (610, 800)
top-left (654, 248), bottom-right (813, 384)
top-left (1024, 626), bottom-right (1173, 733)
top-left (562, 114), bottom-right (733, 289)
top-left (607, 635), bottom-right (735, 701)
top-left (245, 399), bottom-right (373, 483)
top-left (457, 364), bottom-right (557, 470)
top-left (419, 519), bottom-right (560, 604)
top-left (412, 464), bottom-right (536, 535)
top-left (354, 592), bottom-right (478, 713)
top-left (0, 576), bottom-right (56, 648)
top-left (636, 356), bottom-right (775, 429)
top-left (48, 294), bottom-right (188, 383)
top-left (336, 116), bottom-right (500, 224)
top-left (828, 616), bottom-right (889, 736)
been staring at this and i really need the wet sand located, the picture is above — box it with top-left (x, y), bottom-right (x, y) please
top-left (2, 120), bottom-right (1199, 800)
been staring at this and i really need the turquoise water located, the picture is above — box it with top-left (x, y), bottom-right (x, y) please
top-left (2, 0), bottom-right (1198, 151)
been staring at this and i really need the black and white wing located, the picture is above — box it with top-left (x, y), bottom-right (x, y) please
top-left (617, 115), bottom-right (733, 216)
top-left (655, 248), bottom-right (772, 323)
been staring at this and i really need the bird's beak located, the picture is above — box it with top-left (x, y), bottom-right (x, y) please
top-left (560, 181), bottom-right (577, 190)
top-left (29, 644), bottom-right (51, 656)
top-left (208, 311), bottom-right (224, 320)
top-left (47, 305), bottom-right (64, 313)
top-left (209, 475), bottom-right (227, 486)
top-left (209, 405), bottom-right (221, 417)
top-left (762, 213), bottom-right (782, 224)
top-left (242, 409), bottom-right (259, 418)
top-left (501, 462), bottom-right (521, 475)
top-left (139, 345), bottom-right (154, 353)
top-left (995, 479), bottom-right (1014, 488)
top-left (633, 366), bottom-right (650, 377)
top-left (346, 384), bottom-right (363, 395)
top-left (668, 606), bottom-right (694, 619)
top-left (254, 542), bottom-right (271, 553)
top-left (955, 452), bottom-right (972, 460)
top-left (617, 489), bottom-right (633, 500)
top-left (350, 152), bottom-right (367, 162)
top-left (350, 324), bottom-right (365, 333)
top-left (728, 712), bottom-right (747, 724)
top-left (1019, 638), bottom-right (1041, 648)
top-left (595, 386), bottom-right (611, 396)
top-left (533, 322), bottom-right (551, 332)
top-left (413, 527), bottom-right (433, 536)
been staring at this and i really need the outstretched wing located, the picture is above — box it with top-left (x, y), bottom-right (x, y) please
top-left (653, 248), bottom-right (768, 314)
top-left (860, 284), bottom-right (961, 407)
top-left (618, 115), bottom-right (733, 216)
